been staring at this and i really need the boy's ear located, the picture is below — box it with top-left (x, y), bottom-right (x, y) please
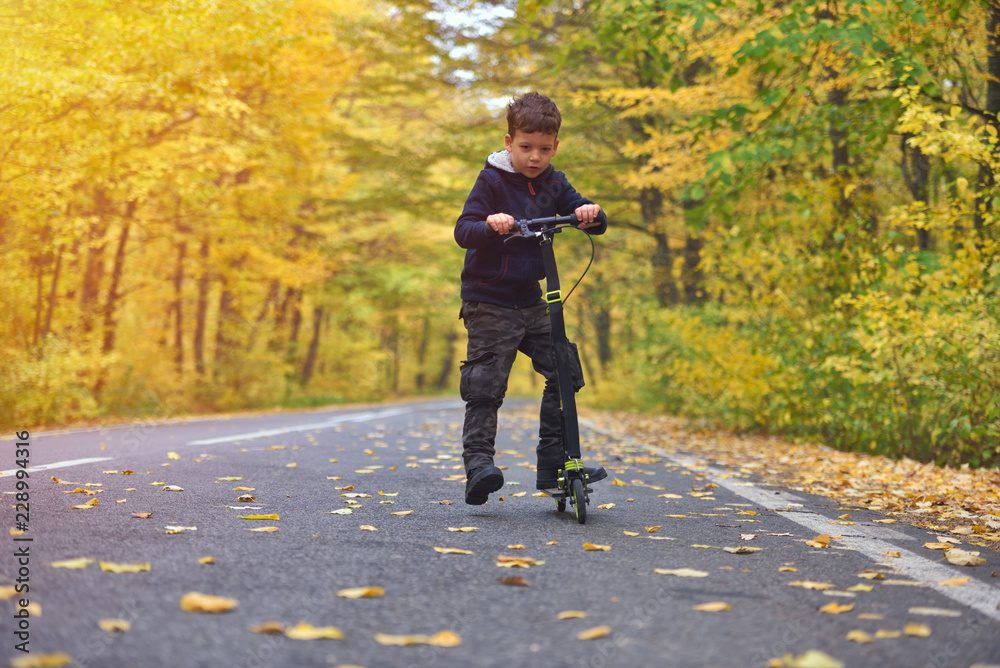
top-left (504, 133), bottom-right (513, 152)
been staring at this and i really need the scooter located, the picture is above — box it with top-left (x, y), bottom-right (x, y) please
top-left (486, 213), bottom-right (598, 524)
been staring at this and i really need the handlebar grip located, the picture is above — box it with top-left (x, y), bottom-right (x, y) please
top-left (484, 223), bottom-right (499, 239)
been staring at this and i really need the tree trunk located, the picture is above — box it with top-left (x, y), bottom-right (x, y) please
top-left (415, 316), bottom-right (430, 391)
top-left (173, 240), bottom-right (186, 374)
top-left (42, 244), bottom-right (64, 341)
top-left (682, 233), bottom-right (705, 304)
top-left (194, 238), bottom-right (210, 375)
top-left (80, 193), bottom-right (110, 335)
top-left (901, 134), bottom-right (932, 250)
top-left (975, 1), bottom-right (1000, 235)
top-left (434, 331), bottom-right (458, 391)
top-left (101, 207), bottom-right (134, 355)
top-left (301, 305), bottom-right (324, 387)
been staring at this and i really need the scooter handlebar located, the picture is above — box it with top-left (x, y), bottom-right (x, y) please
top-left (483, 213), bottom-right (580, 239)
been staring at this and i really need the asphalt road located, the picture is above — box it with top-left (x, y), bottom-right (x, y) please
top-left (2, 399), bottom-right (999, 668)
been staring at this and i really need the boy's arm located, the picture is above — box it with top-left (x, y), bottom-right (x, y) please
top-left (455, 171), bottom-right (503, 249)
top-left (557, 174), bottom-right (608, 235)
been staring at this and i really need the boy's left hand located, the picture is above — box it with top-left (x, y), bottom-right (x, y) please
top-left (575, 204), bottom-right (602, 229)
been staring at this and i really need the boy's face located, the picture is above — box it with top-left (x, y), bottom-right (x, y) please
top-left (505, 130), bottom-right (559, 178)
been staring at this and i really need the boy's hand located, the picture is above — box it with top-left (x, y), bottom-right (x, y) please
top-left (575, 204), bottom-right (602, 229)
top-left (487, 213), bottom-right (516, 236)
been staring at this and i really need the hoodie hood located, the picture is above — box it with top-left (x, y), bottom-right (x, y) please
top-left (487, 150), bottom-right (516, 173)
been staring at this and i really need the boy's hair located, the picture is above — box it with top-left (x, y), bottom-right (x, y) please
top-left (506, 92), bottom-right (561, 138)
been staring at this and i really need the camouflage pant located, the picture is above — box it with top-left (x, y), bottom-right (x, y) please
top-left (459, 299), bottom-right (564, 474)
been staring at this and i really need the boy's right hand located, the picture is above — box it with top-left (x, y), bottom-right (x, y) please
top-left (486, 213), bottom-right (516, 236)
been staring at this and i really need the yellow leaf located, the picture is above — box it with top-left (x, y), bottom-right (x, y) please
top-left (379, 491), bottom-right (399, 497)
top-left (391, 510), bottom-right (414, 516)
top-left (179, 592), bottom-right (238, 613)
top-left (98, 618), bottom-right (131, 632)
top-left (496, 555), bottom-right (538, 568)
top-left (873, 519), bottom-right (896, 524)
top-left (130, 512), bottom-right (153, 519)
top-left (512, 492), bottom-right (526, 497)
top-left (167, 452), bottom-right (180, 460)
top-left (99, 561), bottom-right (150, 573)
top-left (597, 503), bottom-right (615, 509)
top-left (506, 544), bottom-right (525, 550)
top-left (336, 586), bottom-right (385, 599)
top-left (908, 607), bottom-right (961, 617)
top-left (239, 514), bottom-right (280, 521)
top-left (923, 542), bottom-right (951, 550)
top-left (284, 622), bottom-right (345, 640)
top-left (944, 549), bottom-right (986, 566)
top-left (937, 577), bottom-right (970, 587)
top-left (165, 525), bottom-right (197, 534)
top-left (903, 623), bottom-right (931, 637)
top-left (779, 566), bottom-right (798, 573)
top-left (658, 493), bottom-right (683, 499)
top-left (234, 486), bottom-right (256, 491)
top-left (373, 630), bottom-right (460, 647)
top-left (9, 652), bottom-right (73, 668)
top-left (50, 558), bottom-right (94, 569)
top-left (846, 630), bottom-right (876, 643)
top-left (583, 543), bottom-right (612, 551)
top-left (724, 546), bottom-right (763, 554)
top-left (857, 571), bottom-right (885, 580)
top-left (881, 551), bottom-right (901, 558)
top-left (360, 525), bottom-right (378, 532)
top-left (874, 629), bottom-right (901, 639)
top-left (806, 534), bottom-right (831, 548)
top-left (433, 547), bottom-right (473, 555)
top-left (645, 525), bottom-right (662, 533)
top-left (446, 527), bottom-right (478, 532)
top-left (557, 610), bottom-right (587, 620)
top-left (217, 477), bottom-right (243, 481)
top-left (246, 526), bottom-right (279, 533)
top-left (846, 584), bottom-right (873, 592)
top-left (577, 626), bottom-right (612, 640)
top-left (691, 602), bottom-right (731, 612)
top-left (655, 568), bottom-right (709, 578)
top-left (623, 531), bottom-right (639, 537)
top-left (788, 581), bottom-right (834, 590)
top-left (199, 556), bottom-right (215, 565)
top-left (818, 602), bottom-right (854, 614)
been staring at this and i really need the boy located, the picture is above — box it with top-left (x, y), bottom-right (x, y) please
top-left (454, 92), bottom-right (608, 505)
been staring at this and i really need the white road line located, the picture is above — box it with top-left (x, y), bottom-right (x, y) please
top-left (0, 457), bottom-right (114, 477)
top-left (646, 446), bottom-right (1000, 622)
top-left (186, 406), bottom-right (418, 446)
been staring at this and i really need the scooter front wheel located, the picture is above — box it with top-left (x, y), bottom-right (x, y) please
top-left (572, 478), bottom-right (587, 524)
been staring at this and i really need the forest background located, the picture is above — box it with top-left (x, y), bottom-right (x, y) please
top-left (3, 0), bottom-right (999, 468)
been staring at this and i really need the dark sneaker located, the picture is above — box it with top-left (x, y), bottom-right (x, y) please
top-left (536, 464), bottom-right (608, 491)
top-left (465, 466), bottom-right (504, 505)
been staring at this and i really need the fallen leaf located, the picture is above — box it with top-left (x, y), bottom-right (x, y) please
top-left (336, 586), bottom-right (385, 599)
top-left (577, 626), bottom-right (612, 640)
top-left (597, 503), bottom-right (615, 509)
top-left (583, 543), bottom-right (612, 551)
top-left (846, 630), bottom-right (876, 643)
top-left (740, 533), bottom-right (759, 541)
top-left (882, 551), bottom-right (901, 558)
top-left (239, 514), bottom-right (280, 521)
top-left (373, 630), bottom-right (460, 647)
top-left (98, 619), bottom-right (131, 632)
top-left (131, 512), bottom-right (152, 519)
top-left (163, 485), bottom-right (184, 492)
top-left (167, 452), bottom-right (180, 460)
top-left (818, 602), bottom-right (854, 614)
top-left (496, 555), bottom-right (538, 568)
top-left (806, 534), bottom-right (831, 548)
top-left (857, 613), bottom-right (884, 620)
top-left (788, 581), bottom-right (835, 590)
top-left (611, 479), bottom-right (627, 486)
top-left (379, 491), bottom-right (399, 497)
top-left (944, 549), bottom-right (987, 567)
top-left (903, 623), bottom-right (931, 637)
top-left (246, 526), bottom-right (279, 532)
top-left (724, 546), bottom-right (764, 554)
top-left (909, 607), bottom-right (961, 617)
top-left (250, 622), bottom-right (285, 634)
top-left (498, 576), bottom-right (529, 587)
top-left (99, 561), bottom-right (150, 573)
top-left (360, 525), bottom-right (378, 532)
top-left (341, 493), bottom-right (370, 498)
top-left (165, 525), bottom-right (197, 534)
top-left (937, 577), bottom-right (971, 586)
top-left (846, 584), bottom-right (873, 592)
top-left (506, 544), bottom-right (525, 550)
top-left (645, 525), bottom-right (662, 533)
top-left (874, 629), bottom-right (901, 639)
top-left (179, 592), bottom-right (238, 613)
top-left (873, 519), bottom-right (896, 524)
top-left (446, 527), bottom-right (478, 533)
top-left (50, 558), bottom-right (94, 569)
top-left (433, 547), bottom-right (473, 555)
top-left (857, 571), bottom-right (885, 580)
top-left (9, 652), bottom-right (73, 668)
top-left (324, 509), bottom-right (353, 515)
top-left (691, 602), bottom-right (731, 612)
top-left (217, 477), bottom-right (243, 481)
top-left (198, 556), bottom-right (215, 565)
top-left (779, 566), bottom-right (798, 573)
top-left (769, 650), bottom-right (845, 668)
top-left (923, 542), bottom-right (952, 550)
top-left (557, 610), bottom-right (587, 620)
top-left (655, 568), bottom-right (709, 578)
top-left (391, 510), bottom-right (414, 516)
top-left (623, 531), bottom-right (639, 537)
top-left (285, 622), bottom-right (345, 640)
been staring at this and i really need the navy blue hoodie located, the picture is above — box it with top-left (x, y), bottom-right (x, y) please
top-left (454, 151), bottom-right (607, 309)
